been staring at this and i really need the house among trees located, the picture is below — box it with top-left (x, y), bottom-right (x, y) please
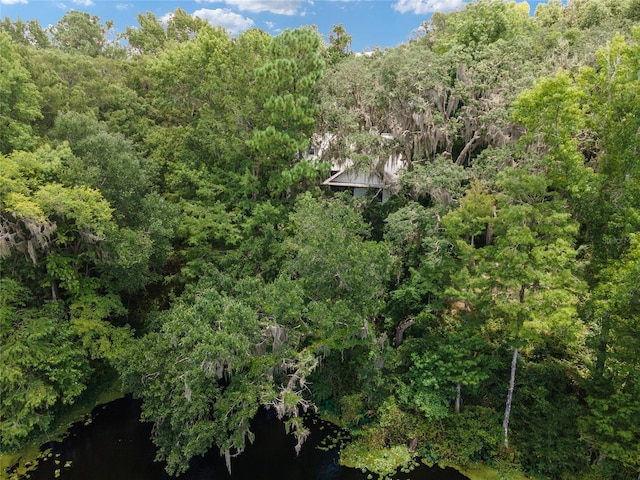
top-left (311, 132), bottom-right (405, 202)
top-left (322, 159), bottom-right (402, 202)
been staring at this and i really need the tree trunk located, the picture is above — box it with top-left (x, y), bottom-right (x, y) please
top-left (408, 436), bottom-right (419, 453)
top-left (455, 382), bottom-right (462, 414)
top-left (455, 131), bottom-right (481, 166)
top-left (224, 449), bottom-right (232, 474)
top-left (503, 346), bottom-right (519, 449)
top-left (595, 311), bottom-right (611, 382)
top-left (486, 203), bottom-right (497, 246)
top-left (51, 279), bottom-right (59, 301)
top-left (504, 286), bottom-right (526, 449)
top-left (394, 317), bottom-right (415, 347)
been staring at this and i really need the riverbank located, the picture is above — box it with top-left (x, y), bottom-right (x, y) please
top-left (322, 412), bottom-right (530, 480)
top-left (452, 463), bottom-right (531, 480)
top-left (0, 374), bottom-right (124, 480)
top-left (2, 385), bottom-right (532, 480)
top-left (345, 453), bottom-right (532, 480)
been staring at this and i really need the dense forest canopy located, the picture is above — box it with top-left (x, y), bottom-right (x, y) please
top-left (1, 1), bottom-right (639, 479)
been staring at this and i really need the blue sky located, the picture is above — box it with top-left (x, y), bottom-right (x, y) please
top-left (0, 0), bottom-right (476, 52)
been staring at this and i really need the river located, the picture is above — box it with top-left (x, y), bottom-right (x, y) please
top-left (11, 395), bottom-right (469, 480)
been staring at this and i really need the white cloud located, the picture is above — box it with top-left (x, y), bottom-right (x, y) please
top-left (393, 0), bottom-right (463, 14)
top-left (115, 3), bottom-right (132, 10)
top-left (159, 12), bottom-right (174, 25)
top-left (193, 8), bottom-right (255, 35)
top-left (71, 0), bottom-right (94, 6)
top-left (197, 0), bottom-right (303, 15)
top-left (0, 0), bottom-right (28, 4)
top-left (265, 20), bottom-right (282, 33)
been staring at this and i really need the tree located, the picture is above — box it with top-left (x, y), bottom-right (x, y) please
top-left (284, 193), bottom-right (392, 438)
top-left (165, 8), bottom-right (208, 43)
top-left (0, 32), bottom-right (42, 154)
top-left (578, 32), bottom-right (640, 266)
top-left (52, 112), bottom-right (151, 225)
top-left (443, 170), bottom-right (587, 450)
top-left (0, 18), bottom-right (50, 48)
top-left (431, 0), bottom-right (533, 57)
top-left (534, 0), bottom-right (565, 27)
top-left (0, 145), bottom-right (132, 449)
top-left (511, 34), bottom-right (640, 257)
top-left (509, 29), bottom-right (639, 476)
top-left (398, 328), bottom-right (489, 420)
top-left (119, 284), bottom-right (263, 475)
top-left (18, 46), bottom-right (145, 135)
top-left (0, 283), bottom-right (91, 449)
top-left (3, 4), bottom-right (638, 477)
top-left (577, 34), bottom-right (640, 477)
top-left (580, 234), bottom-right (640, 474)
top-left (50, 10), bottom-right (110, 57)
top-left (119, 193), bottom-right (391, 475)
top-left (124, 12), bottom-right (167, 54)
top-left (326, 24), bottom-right (352, 64)
top-left (285, 193), bottom-right (389, 315)
top-left (1, 146), bottom-right (115, 298)
top-left (249, 28), bottom-right (325, 196)
top-left (50, 112), bottom-right (178, 291)
top-left (145, 25), bottom-right (233, 124)
top-left (124, 9), bottom-right (208, 55)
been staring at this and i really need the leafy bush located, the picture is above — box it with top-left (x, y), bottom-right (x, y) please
top-left (438, 406), bottom-right (502, 465)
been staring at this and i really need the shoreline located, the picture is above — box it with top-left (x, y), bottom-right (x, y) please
top-left (0, 377), bottom-right (124, 480)
top-left (2, 384), bottom-right (531, 480)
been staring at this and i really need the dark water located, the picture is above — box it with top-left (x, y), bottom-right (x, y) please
top-left (16, 395), bottom-right (469, 480)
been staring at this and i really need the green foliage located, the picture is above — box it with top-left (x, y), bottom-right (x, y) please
top-left (431, 0), bottom-right (533, 57)
top-left (444, 169), bottom-right (587, 346)
top-left (250, 28), bottom-right (324, 195)
top-left (399, 156), bottom-right (470, 209)
top-left (340, 398), bottom-right (426, 478)
top-left (510, 361), bottom-right (587, 478)
top-left (0, 289), bottom-right (91, 450)
top-left (0, 32), bottom-right (42, 154)
top-left (146, 25), bottom-right (232, 124)
top-left (117, 192), bottom-right (394, 475)
top-left (578, 32), bottom-right (640, 264)
top-left (52, 112), bottom-right (152, 213)
top-left (0, 18), bottom-right (49, 48)
top-left (439, 407), bottom-right (502, 465)
top-left (337, 393), bottom-right (366, 427)
top-left (341, 442), bottom-right (415, 479)
top-left (535, 0), bottom-right (565, 27)
top-left (580, 234), bottom-right (640, 472)
top-left (119, 274), bottom-right (311, 474)
top-left (326, 24), bottom-right (352, 64)
top-left (124, 9), bottom-right (207, 55)
top-left (398, 350), bottom-right (450, 421)
top-left (1, 147), bottom-right (116, 272)
top-left (19, 47), bottom-right (147, 137)
top-left (398, 330), bottom-right (489, 420)
top-left (50, 112), bottom-right (177, 289)
top-left (124, 12), bottom-right (167, 54)
top-left (119, 287), bottom-right (262, 475)
top-left (2, 5), bottom-right (639, 479)
top-left (50, 10), bottom-right (110, 57)
top-left (513, 70), bottom-right (587, 147)
top-left (285, 193), bottom-right (390, 319)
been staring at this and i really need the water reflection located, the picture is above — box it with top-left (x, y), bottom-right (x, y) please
top-left (19, 395), bottom-right (469, 480)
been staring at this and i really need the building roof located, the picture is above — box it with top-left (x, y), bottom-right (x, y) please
top-left (323, 169), bottom-right (386, 189)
